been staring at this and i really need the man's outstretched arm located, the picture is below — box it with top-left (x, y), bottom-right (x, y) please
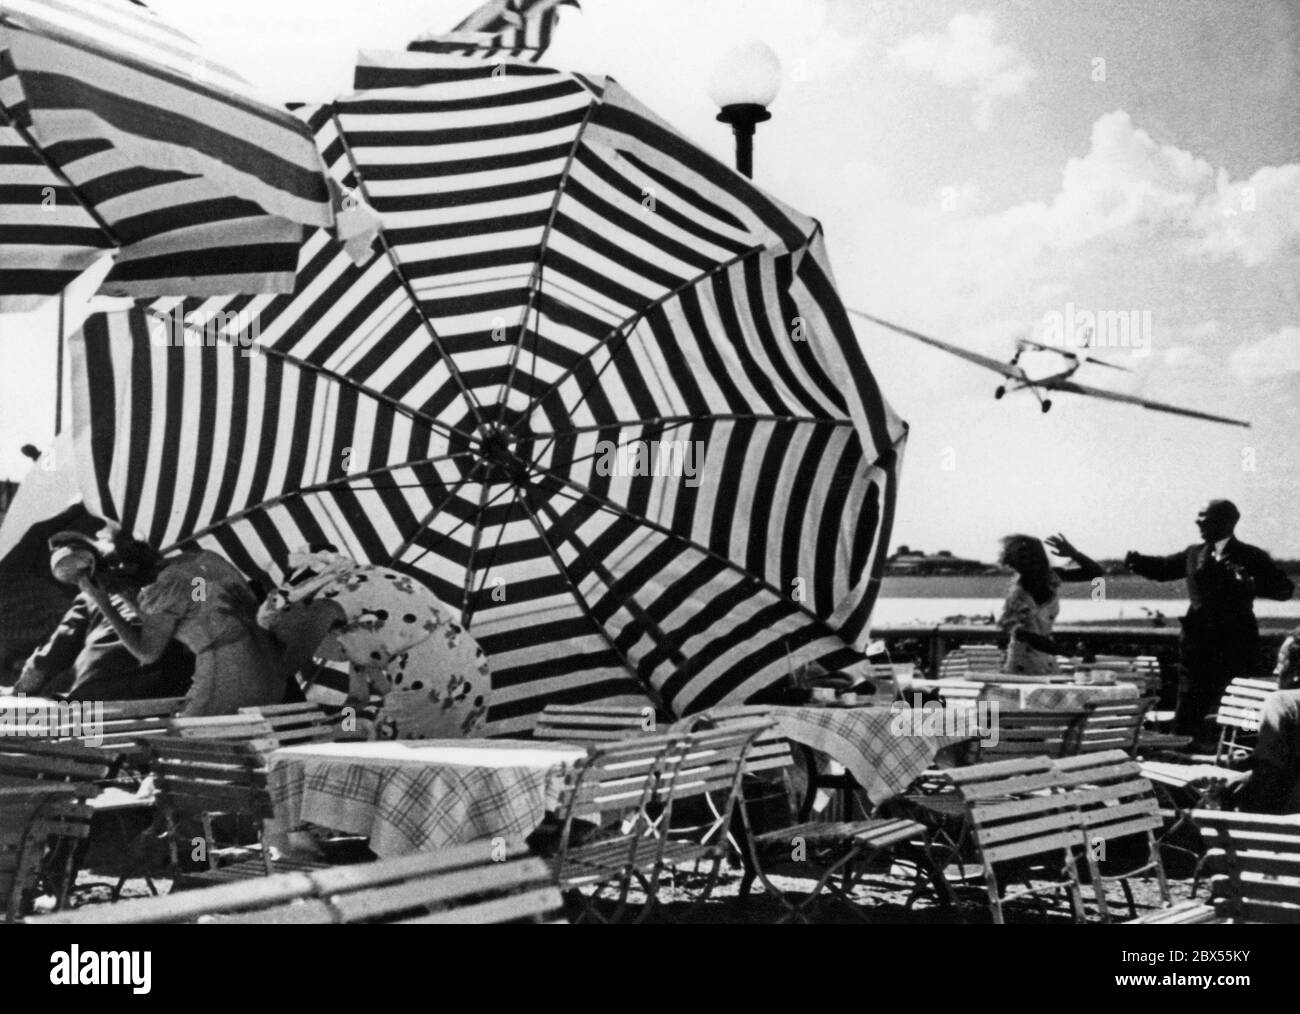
top-left (1125, 549), bottom-right (1186, 582)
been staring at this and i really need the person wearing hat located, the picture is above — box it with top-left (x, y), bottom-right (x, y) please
top-left (1126, 499), bottom-right (1294, 738)
top-left (1, 529), bottom-right (193, 700)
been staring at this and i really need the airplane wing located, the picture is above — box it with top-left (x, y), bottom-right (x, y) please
top-left (849, 310), bottom-right (1025, 379)
top-left (1048, 379), bottom-right (1251, 428)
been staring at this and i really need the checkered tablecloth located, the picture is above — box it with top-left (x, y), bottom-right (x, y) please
top-left (681, 705), bottom-right (973, 804)
top-left (976, 682), bottom-right (1139, 711)
top-left (267, 740), bottom-right (587, 857)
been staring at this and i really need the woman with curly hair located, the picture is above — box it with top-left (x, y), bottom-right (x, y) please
top-left (998, 532), bottom-right (1104, 675)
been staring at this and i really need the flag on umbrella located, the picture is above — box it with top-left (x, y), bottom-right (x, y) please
top-left (66, 53), bottom-right (907, 737)
top-left (409, 0), bottom-right (578, 64)
top-left (0, 0), bottom-right (366, 311)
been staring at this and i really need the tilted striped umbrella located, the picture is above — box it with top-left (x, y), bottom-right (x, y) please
top-left (409, 0), bottom-right (578, 64)
top-left (0, 0), bottom-right (345, 311)
top-left (66, 52), bottom-right (907, 736)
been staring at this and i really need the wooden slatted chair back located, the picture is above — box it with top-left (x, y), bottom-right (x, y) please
top-left (675, 712), bottom-right (792, 777)
top-left (28, 868), bottom-right (318, 924)
top-left (1214, 678), bottom-right (1277, 764)
top-left (1052, 750), bottom-right (1163, 841)
top-left (1192, 810), bottom-right (1300, 923)
top-left (533, 703), bottom-right (664, 742)
top-left (938, 755), bottom-right (1087, 923)
top-left (239, 703), bottom-right (342, 747)
top-left (927, 679), bottom-right (983, 705)
top-left (314, 844), bottom-right (562, 924)
top-left (938, 754), bottom-right (1060, 799)
top-left (29, 845), bottom-right (565, 924)
top-left (1077, 698), bottom-right (1155, 755)
top-left (552, 731), bottom-right (680, 874)
top-left (1052, 750), bottom-right (1170, 920)
top-left (964, 645), bottom-right (1004, 671)
top-left (49, 698), bottom-right (186, 753)
top-left (0, 740), bottom-right (117, 784)
top-left (145, 737), bottom-right (275, 823)
top-left (4, 697), bottom-right (182, 753)
top-left (979, 709), bottom-right (1085, 759)
top-left (658, 719), bottom-right (770, 807)
top-left (557, 731), bottom-right (678, 818)
top-left (168, 715), bottom-right (277, 742)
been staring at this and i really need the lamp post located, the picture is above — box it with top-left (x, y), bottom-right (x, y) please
top-left (709, 40), bottom-right (781, 179)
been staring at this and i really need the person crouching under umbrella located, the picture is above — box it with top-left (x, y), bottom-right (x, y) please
top-left (257, 549), bottom-right (491, 740)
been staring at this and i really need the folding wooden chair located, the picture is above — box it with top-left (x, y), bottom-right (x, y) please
top-left (642, 718), bottom-right (771, 919)
top-left (977, 709), bottom-right (1086, 760)
top-left (1052, 750), bottom-right (1171, 920)
top-left (1138, 679), bottom-right (1276, 866)
top-left (548, 731), bottom-right (682, 923)
top-left (1205, 677), bottom-right (1277, 766)
top-left (736, 749), bottom-right (930, 923)
top-left (144, 736), bottom-right (326, 885)
top-left (1191, 809), bottom-right (1300, 923)
top-left (897, 755), bottom-right (1088, 923)
top-left (1077, 697), bottom-right (1156, 756)
top-left (532, 703), bottom-right (665, 742)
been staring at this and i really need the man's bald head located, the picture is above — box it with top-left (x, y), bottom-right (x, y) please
top-left (1197, 500), bottom-right (1240, 541)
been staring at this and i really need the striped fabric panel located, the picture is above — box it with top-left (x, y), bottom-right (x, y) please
top-left (0, 0), bottom-right (334, 304)
top-left (0, 119), bottom-right (109, 309)
top-left (69, 60), bottom-right (907, 731)
top-left (409, 0), bottom-right (578, 64)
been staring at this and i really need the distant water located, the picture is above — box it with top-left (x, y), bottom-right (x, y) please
top-left (876, 575), bottom-right (1300, 627)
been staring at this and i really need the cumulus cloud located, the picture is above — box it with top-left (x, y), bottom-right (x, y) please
top-left (929, 111), bottom-right (1300, 285)
top-left (887, 12), bottom-right (1036, 130)
top-left (1229, 327), bottom-right (1300, 383)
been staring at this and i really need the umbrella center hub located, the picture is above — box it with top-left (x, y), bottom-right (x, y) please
top-left (477, 424), bottom-right (529, 483)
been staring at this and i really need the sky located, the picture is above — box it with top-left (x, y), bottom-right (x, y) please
top-left (1, 0), bottom-right (1298, 563)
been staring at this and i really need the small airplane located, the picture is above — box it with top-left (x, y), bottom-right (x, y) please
top-left (848, 309), bottom-right (1250, 429)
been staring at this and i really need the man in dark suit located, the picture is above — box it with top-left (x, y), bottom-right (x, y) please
top-left (1126, 500), bottom-right (1294, 737)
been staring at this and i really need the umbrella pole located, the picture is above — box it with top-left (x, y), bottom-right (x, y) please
top-left (8, 119), bottom-right (121, 246)
top-left (54, 289), bottom-right (64, 435)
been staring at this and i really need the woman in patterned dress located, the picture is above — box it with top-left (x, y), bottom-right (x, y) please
top-left (998, 533), bottom-right (1104, 675)
top-left (257, 550), bottom-right (491, 739)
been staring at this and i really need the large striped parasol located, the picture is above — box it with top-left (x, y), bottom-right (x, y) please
top-left (66, 50), bottom-right (907, 736)
top-left (0, 0), bottom-right (356, 311)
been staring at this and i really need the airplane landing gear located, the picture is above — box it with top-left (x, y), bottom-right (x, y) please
top-left (995, 386), bottom-right (1006, 399)
top-left (1041, 399), bottom-right (1053, 413)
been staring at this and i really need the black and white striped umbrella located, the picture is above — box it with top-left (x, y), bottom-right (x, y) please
top-left (0, 0), bottom-right (343, 311)
top-left (68, 52), bottom-right (906, 736)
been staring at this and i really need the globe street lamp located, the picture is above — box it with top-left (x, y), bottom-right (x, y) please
top-left (708, 40), bottom-right (782, 178)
